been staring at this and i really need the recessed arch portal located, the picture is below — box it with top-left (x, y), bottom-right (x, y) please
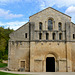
top-left (45, 53), bottom-right (59, 72)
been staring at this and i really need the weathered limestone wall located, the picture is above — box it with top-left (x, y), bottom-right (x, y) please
top-left (70, 23), bottom-right (75, 41)
top-left (8, 22), bottom-right (30, 72)
top-left (8, 7), bottom-right (74, 72)
top-left (9, 22), bottom-right (29, 41)
top-left (71, 42), bottom-right (75, 71)
top-left (67, 23), bottom-right (75, 72)
top-left (30, 42), bottom-right (68, 72)
top-left (30, 7), bottom-right (71, 31)
top-left (66, 42), bottom-right (72, 72)
top-left (8, 41), bottom-right (30, 72)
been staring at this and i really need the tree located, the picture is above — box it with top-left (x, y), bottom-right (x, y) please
top-left (0, 27), bottom-right (14, 60)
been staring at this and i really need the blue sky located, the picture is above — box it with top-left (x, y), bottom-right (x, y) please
top-left (0, 0), bottom-right (75, 30)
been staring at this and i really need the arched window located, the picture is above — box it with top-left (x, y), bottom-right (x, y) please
top-left (48, 19), bottom-right (53, 31)
top-left (39, 22), bottom-right (42, 30)
top-left (39, 33), bottom-right (42, 40)
top-left (52, 33), bottom-right (55, 40)
top-left (58, 22), bottom-right (62, 31)
top-left (59, 33), bottom-right (62, 40)
top-left (46, 33), bottom-right (49, 40)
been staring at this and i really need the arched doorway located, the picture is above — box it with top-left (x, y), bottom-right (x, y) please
top-left (45, 53), bottom-right (59, 72)
top-left (46, 57), bottom-right (55, 72)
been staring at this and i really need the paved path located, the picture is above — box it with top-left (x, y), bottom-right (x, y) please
top-left (0, 67), bottom-right (6, 70)
top-left (0, 70), bottom-right (75, 75)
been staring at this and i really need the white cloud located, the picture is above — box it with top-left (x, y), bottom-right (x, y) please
top-left (38, 0), bottom-right (75, 23)
top-left (0, 21), bottom-right (27, 30)
top-left (0, 8), bottom-right (23, 19)
top-left (40, 1), bottom-right (45, 10)
top-left (65, 6), bottom-right (75, 14)
top-left (0, 0), bottom-right (75, 8)
top-left (65, 6), bottom-right (75, 23)
top-left (38, 0), bottom-right (75, 9)
top-left (0, 0), bottom-right (75, 23)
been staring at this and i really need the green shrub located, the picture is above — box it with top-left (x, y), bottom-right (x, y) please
top-left (2, 55), bottom-right (8, 60)
top-left (0, 63), bottom-right (7, 68)
top-left (0, 59), bottom-right (3, 63)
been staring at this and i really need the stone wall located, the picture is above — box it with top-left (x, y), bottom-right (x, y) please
top-left (30, 7), bottom-right (71, 31)
top-left (30, 42), bottom-right (70, 72)
top-left (8, 7), bottom-right (74, 72)
top-left (8, 22), bottom-right (30, 72)
top-left (71, 42), bottom-right (75, 71)
top-left (8, 41), bottom-right (30, 72)
top-left (9, 22), bottom-right (29, 41)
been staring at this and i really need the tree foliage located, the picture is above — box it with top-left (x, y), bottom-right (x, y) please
top-left (0, 27), bottom-right (14, 60)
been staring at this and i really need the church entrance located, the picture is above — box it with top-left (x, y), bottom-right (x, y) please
top-left (46, 57), bottom-right (55, 72)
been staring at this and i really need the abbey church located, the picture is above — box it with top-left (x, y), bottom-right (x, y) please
top-left (8, 7), bottom-right (75, 72)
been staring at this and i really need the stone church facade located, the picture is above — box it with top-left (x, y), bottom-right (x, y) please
top-left (8, 7), bottom-right (75, 72)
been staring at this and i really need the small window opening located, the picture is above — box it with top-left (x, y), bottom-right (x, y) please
top-left (39, 22), bottom-right (42, 30)
top-left (73, 34), bottom-right (75, 39)
top-left (59, 33), bottom-right (62, 40)
top-left (53, 33), bottom-right (55, 40)
top-left (39, 33), bottom-right (42, 40)
top-left (21, 61), bottom-right (25, 68)
top-left (58, 22), bottom-right (62, 31)
top-left (25, 33), bottom-right (27, 38)
top-left (46, 33), bottom-right (49, 40)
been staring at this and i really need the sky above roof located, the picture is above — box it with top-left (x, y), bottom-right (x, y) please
top-left (0, 0), bottom-right (75, 30)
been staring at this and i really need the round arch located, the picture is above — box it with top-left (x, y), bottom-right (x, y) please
top-left (58, 22), bottom-right (62, 31)
top-left (44, 52), bottom-right (59, 72)
top-left (47, 17), bottom-right (54, 21)
top-left (45, 52), bottom-right (59, 60)
top-left (47, 17), bottom-right (54, 31)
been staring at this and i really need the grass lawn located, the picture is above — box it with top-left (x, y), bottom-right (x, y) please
top-left (0, 63), bottom-right (7, 68)
top-left (0, 71), bottom-right (30, 75)
top-left (0, 63), bottom-right (32, 75)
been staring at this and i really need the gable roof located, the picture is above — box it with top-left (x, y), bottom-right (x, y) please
top-left (9, 22), bottom-right (29, 36)
top-left (29, 7), bottom-right (71, 18)
top-left (71, 22), bottom-right (75, 25)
